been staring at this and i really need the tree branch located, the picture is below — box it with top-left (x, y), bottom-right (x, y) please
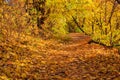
top-left (72, 16), bottom-right (88, 35)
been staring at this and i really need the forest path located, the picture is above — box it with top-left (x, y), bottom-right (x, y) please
top-left (0, 34), bottom-right (120, 79)
top-left (39, 33), bottom-right (120, 80)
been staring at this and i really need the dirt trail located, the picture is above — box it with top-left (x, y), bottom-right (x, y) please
top-left (0, 34), bottom-right (120, 79)
top-left (41, 33), bottom-right (120, 80)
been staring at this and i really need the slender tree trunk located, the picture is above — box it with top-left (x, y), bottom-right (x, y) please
top-left (104, 0), bottom-right (107, 23)
top-left (108, 1), bottom-right (118, 24)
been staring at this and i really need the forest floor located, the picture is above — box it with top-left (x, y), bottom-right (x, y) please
top-left (0, 35), bottom-right (120, 80)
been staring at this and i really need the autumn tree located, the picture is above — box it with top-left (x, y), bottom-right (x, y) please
top-left (25, 0), bottom-right (50, 29)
